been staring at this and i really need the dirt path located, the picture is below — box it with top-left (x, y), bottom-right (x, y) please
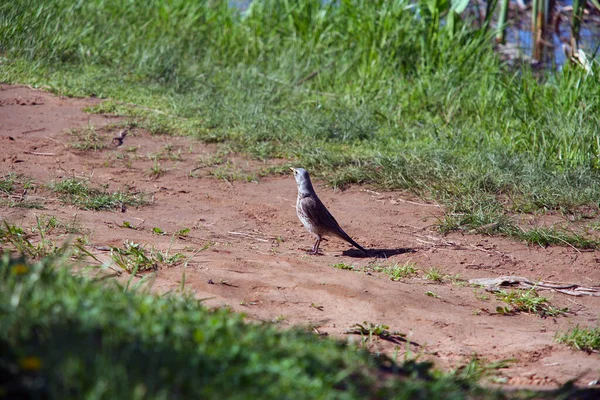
top-left (1, 84), bottom-right (599, 389)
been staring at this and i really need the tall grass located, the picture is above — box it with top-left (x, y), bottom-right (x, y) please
top-left (1, 0), bottom-right (600, 243)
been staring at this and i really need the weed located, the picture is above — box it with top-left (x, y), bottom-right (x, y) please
top-left (149, 157), bottom-right (167, 178)
top-left (175, 228), bottom-right (190, 237)
top-left (452, 356), bottom-right (515, 384)
top-left (110, 241), bottom-right (184, 273)
top-left (473, 289), bottom-right (490, 302)
top-left (211, 162), bottom-right (257, 183)
top-left (0, 219), bottom-right (65, 259)
top-left (424, 267), bottom-right (446, 283)
top-left (0, 174), bottom-right (42, 209)
top-left (332, 262), bottom-right (355, 271)
top-left (67, 123), bottom-right (106, 151)
top-left (152, 227), bottom-right (166, 235)
top-left (425, 291), bottom-right (439, 298)
top-left (346, 321), bottom-right (406, 344)
top-left (556, 325), bottom-right (600, 352)
top-left (50, 178), bottom-right (146, 211)
top-left (121, 221), bottom-right (137, 230)
top-left (495, 288), bottom-right (567, 317)
top-left (0, 173), bottom-right (17, 194)
top-left (383, 261), bottom-right (418, 281)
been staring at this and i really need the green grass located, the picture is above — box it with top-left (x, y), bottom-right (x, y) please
top-left (556, 325), bottom-right (600, 352)
top-left (67, 123), bottom-right (107, 151)
top-left (495, 288), bottom-right (568, 317)
top-left (424, 267), bottom-right (447, 283)
top-left (0, 174), bottom-right (43, 209)
top-left (50, 178), bottom-right (146, 211)
top-left (2, 0), bottom-right (600, 248)
top-left (110, 240), bottom-right (185, 273)
top-left (0, 253), bottom-right (504, 399)
top-left (0, 219), bottom-right (66, 260)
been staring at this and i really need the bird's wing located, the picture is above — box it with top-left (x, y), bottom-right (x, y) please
top-left (300, 196), bottom-right (343, 233)
top-left (300, 195), bottom-right (368, 253)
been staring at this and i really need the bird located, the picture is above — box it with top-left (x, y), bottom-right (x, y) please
top-left (291, 167), bottom-right (368, 255)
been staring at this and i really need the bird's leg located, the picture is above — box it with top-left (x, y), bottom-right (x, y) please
top-left (309, 236), bottom-right (321, 255)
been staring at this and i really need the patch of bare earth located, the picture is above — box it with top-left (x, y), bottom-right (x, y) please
top-left (1, 84), bottom-right (599, 390)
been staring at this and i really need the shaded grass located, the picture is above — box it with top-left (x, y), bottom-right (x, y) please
top-left (1, 0), bottom-right (600, 248)
top-left (0, 254), bottom-right (501, 399)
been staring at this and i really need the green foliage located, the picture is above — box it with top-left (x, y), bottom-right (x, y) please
top-left (1, 0), bottom-right (600, 249)
top-left (556, 325), bottom-right (600, 352)
top-left (332, 262), bottom-right (356, 271)
top-left (110, 241), bottom-right (184, 273)
top-left (0, 218), bottom-right (67, 259)
top-left (50, 178), bottom-right (146, 211)
top-left (347, 321), bottom-right (406, 344)
top-left (382, 261), bottom-right (418, 281)
top-left (495, 288), bottom-right (568, 317)
top-left (0, 254), bottom-right (498, 398)
top-left (424, 267), bottom-right (446, 282)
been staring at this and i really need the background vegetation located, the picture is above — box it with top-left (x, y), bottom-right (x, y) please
top-left (2, 1), bottom-right (600, 247)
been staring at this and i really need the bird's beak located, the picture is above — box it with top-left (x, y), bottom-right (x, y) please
top-left (289, 167), bottom-right (295, 173)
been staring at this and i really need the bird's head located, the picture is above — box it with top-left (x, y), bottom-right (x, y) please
top-left (290, 167), bottom-right (313, 192)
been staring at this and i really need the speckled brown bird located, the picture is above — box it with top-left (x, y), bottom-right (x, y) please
top-left (291, 167), bottom-right (368, 255)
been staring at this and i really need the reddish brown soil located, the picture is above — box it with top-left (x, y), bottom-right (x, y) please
top-left (1, 84), bottom-right (599, 389)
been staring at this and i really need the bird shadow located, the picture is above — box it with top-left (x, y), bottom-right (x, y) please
top-left (342, 248), bottom-right (416, 258)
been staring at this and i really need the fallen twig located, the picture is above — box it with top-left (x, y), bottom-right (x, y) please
top-left (24, 151), bottom-right (55, 156)
top-left (469, 276), bottom-right (600, 297)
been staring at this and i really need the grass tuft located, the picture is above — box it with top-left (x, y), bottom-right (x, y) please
top-left (495, 288), bottom-right (567, 317)
top-left (556, 325), bottom-right (600, 352)
top-left (50, 178), bottom-right (146, 211)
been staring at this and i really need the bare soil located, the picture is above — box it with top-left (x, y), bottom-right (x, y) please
top-left (1, 84), bottom-right (599, 389)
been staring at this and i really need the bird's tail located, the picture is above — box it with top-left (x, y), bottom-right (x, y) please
top-left (336, 229), bottom-right (368, 254)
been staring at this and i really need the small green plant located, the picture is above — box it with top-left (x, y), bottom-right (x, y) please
top-left (424, 267), bottom-right (446, 283)
top-left (68, 123), bottom-right (106, 151)
top-left (211, 162), bottom-right (257, 183)
top-left (110, 240), bottom-right (186, 273)
top-left (175, 228), bottom-right (190, 237)
top-left (149, 157), bottom-right (166, 178)
top-left (0, 173), bottom-right (17, 194)
top-left (152, 227), bottom-right (166, 235)
top-left (383, 261), bottom-right (417, 281)
top-left (110, 241), bottom-right (157, 273)
top-left (0, 218), bottom-right (65, 259)
top-left (495, 288), bottom-right (567, 317)
top-left (556, 325), bottom-right (600, 352)
top-left (51, 178), bottom-right (146, 211)
top-left (332, 262), bottom-right (355, 271)
top-left (121, 221), bottom-right (137, 230)
top-left (0, 174), bottom-right (41, 209)
top-left (425, 291), bottom-right (439, 298)
top-left (451, 356), bottom-right (515, 383)
top-left (473, 289), bottom-right (490, 302)
top-left (346, 321), bottom-right (406, 344)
